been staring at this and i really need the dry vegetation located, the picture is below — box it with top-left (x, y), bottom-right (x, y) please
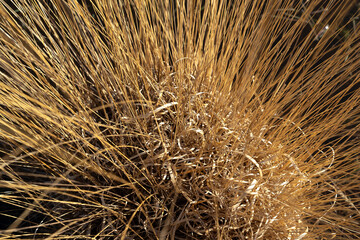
top-left (0, 0), bottom-right (360, 239)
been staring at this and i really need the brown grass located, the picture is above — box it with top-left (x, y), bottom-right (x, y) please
top-left (0, 0), bottom-right (359, 239)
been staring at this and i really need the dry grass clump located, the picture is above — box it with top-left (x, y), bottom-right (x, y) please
top-left (0, 0), bottom-right (360, 239)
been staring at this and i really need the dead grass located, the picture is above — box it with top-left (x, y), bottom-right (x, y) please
top-left (0, 0), bottom-right (360, 239)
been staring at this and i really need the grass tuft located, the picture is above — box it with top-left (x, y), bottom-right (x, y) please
top-left (0, 0), bottom-right (360, 239)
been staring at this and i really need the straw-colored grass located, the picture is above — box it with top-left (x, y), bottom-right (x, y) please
top-left (0, 0), bottom-right (359, 239)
